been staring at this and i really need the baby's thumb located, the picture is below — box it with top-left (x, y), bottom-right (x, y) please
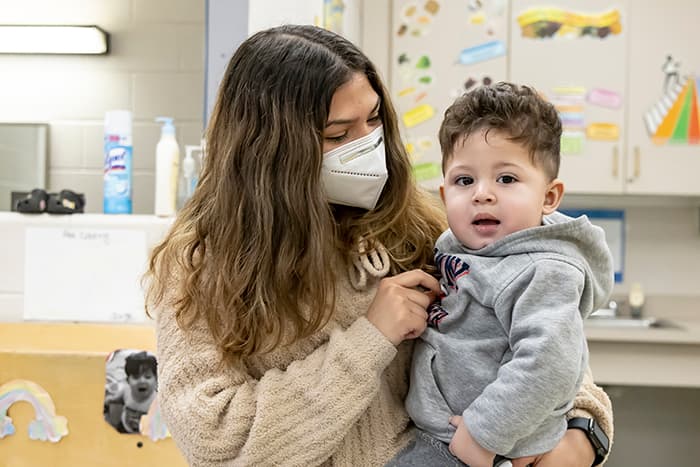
top-left (448, 415), bottom-right (463, 427)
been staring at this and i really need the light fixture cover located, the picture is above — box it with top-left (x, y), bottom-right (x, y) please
top-left (0, 25), bottom-right (109, 55)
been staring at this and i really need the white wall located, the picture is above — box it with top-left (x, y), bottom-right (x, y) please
top-left (0, 0), bottom-right (206, 215)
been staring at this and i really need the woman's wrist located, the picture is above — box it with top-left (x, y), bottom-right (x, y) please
top-left (567, 417), bottom-right (610, 466)
top-left (564, 427), bottom-right (597, 465)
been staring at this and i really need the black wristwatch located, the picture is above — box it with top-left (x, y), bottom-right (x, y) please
top-left (567, 417), bottom-right (610, 466)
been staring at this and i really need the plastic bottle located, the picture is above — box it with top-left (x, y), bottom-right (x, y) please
top-left (154, 117), bottom-right (180, 217)
top-left (103, 110), bottom-right (133, 214)
top-left (178, 145), bottom-right (201, 208)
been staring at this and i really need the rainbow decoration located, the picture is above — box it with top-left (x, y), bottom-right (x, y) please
top-left (0, 379), bottom-right (68, 442)
top-left (645, 76), bottom-right (700, 145)
top-left (139, 397), bottom-right (170, 442)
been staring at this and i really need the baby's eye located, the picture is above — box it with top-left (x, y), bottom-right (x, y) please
top-left (498, 175), bottom-right (517, 184)
top-left (455, 176), bottom-right (473, 186)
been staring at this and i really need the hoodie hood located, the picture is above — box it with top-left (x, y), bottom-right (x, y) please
top-left (435, 211), bottom-right (614, 317)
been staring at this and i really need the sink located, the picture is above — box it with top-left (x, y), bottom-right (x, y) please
top-left (586, 316), bottom-right (682, 329)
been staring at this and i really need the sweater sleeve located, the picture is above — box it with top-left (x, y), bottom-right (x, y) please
top-left (464, 260), bottom-right (587, 454)
top-left (155, 309), bottom-right (397, 467)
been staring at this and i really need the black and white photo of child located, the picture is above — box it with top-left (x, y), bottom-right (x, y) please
top-left (103, 349), bottom-right (158, 434)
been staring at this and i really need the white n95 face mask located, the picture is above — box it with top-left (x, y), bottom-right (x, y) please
top-left (321, 125), bottom-right (388, 210)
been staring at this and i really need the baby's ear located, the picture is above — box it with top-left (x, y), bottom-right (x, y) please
top-left (542, 178), bottom-right (564, 215)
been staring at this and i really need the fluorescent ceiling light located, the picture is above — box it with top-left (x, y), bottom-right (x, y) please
top-left (0, 25), bottom-right (109, 54)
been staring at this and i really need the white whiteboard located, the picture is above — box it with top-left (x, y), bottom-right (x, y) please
top-left (23, 227), bottom-right (148, 323)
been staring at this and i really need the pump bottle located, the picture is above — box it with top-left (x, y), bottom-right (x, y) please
top-left (154, 117), bottom-right (180, 217)
top-left (177, 145), bottom-right (202, 208)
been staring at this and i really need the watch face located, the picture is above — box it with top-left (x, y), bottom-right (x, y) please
top-left (591, 421), bottom-right (610, 452)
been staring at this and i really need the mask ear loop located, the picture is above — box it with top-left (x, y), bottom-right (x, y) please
top-left (347, 238), bottom-right (390, 290)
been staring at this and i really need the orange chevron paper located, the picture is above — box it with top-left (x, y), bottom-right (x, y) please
top-left (689, 80), bottom-right (700, 144)
top-left (646, 76), bottom-right (700, 145)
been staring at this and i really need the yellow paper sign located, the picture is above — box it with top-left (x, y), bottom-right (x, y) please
top-left (587, 123), bottom-right (619, 141)
top-left (403, 104), bottom-right (435, 128)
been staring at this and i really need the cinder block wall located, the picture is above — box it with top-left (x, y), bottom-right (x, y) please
top-left (0, 0), bottom-right (206, 214)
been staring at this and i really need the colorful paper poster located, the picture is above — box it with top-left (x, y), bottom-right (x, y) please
top-left (560, 131), bottom-right (585, 155)
top-left (402, 104), bottom-right (435, 128)
top-left (396, 0), bottom-right (441, 37)
top-left (412, 162), bottom-right (442, 182)
top-left (0, 380), bottom-right (69, 442)
top-left (457, 40), bottom-right (507, 66)
top-left (587, 88), bottom-right (622, 109)
top-left (323, 0), bottom-right (346, 35)
top-left (645, 70), bottom-right (700, 145)
top-left (395, 53), bottom-right (435, 91)
top-left (517, 7), bottom-right (622, 39)
top-left (553, 86), bottom-right (586, 131)
top-left (587, 123), bottom-right (620, 141)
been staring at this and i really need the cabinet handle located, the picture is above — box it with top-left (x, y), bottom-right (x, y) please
top-left (612, 146), bottom-right (619, 178)
top-left (628, 146), bottom-right (641, 182)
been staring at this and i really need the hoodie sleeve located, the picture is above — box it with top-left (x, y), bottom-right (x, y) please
top-left (155, 308), bottom-right (397, 467)
top-left (464, 259), bottom-right (588, 454)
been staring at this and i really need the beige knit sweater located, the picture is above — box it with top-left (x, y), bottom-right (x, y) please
top-left (155, 258), bottom-right (613, 467)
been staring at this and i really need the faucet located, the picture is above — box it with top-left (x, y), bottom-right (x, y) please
top-left (629, 283), bottom-right (645, 319)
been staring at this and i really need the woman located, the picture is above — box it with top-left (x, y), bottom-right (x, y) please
top-left (145, 25), bottom-right (612, 466)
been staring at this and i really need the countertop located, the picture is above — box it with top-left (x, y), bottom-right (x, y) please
top-left (582, 295), bottom-right (700, 388)
top-left (585, 319), bottom-right (700, 345)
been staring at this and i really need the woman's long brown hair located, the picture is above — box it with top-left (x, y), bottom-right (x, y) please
top-left (144, 25), bottom-right (446, 366)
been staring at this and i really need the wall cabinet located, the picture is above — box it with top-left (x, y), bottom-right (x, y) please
top-left (509, 0), bottom-right (628, 194)
top-left (383, 0), bottom-right (700, 196)
top-left (625, 1), bottom-right (700, 195)
top-left (511, 0), bottom-right (700, 196)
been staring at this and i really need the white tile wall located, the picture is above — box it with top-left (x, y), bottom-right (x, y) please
top-left (0, 0), bottom-right (205, 215)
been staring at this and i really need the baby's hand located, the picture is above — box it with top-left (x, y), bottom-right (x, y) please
top-left (448, 415), bottom-right (497, 467)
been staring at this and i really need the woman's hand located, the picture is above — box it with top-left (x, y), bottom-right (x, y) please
top-left (515, 428), bottom-right (594, 467)
top-left (366, 269), bottom-right (440, 346)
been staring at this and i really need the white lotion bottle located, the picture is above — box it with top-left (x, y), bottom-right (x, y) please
top-left (154, 117), bottom-right (180, 217)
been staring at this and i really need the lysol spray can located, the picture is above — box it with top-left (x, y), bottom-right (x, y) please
top-left (103, 110), bottom-right (133, 214)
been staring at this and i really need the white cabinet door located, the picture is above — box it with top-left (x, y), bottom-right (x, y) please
top-left (509, 0), bottom-right (628, 194)
top-left (625, 1), bottom-right (700, 195)
top-left (390, 0), bottom-right (509, 191)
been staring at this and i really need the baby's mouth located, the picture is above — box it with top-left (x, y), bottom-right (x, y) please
top-left (473, 219), bottom-right (500, 226)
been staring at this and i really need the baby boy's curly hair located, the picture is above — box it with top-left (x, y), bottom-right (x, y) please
top-left (439, 82), bottom-right (562, 181)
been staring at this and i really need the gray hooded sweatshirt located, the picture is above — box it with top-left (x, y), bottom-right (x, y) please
top-left (405, 212), bottom-right (614, 458)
